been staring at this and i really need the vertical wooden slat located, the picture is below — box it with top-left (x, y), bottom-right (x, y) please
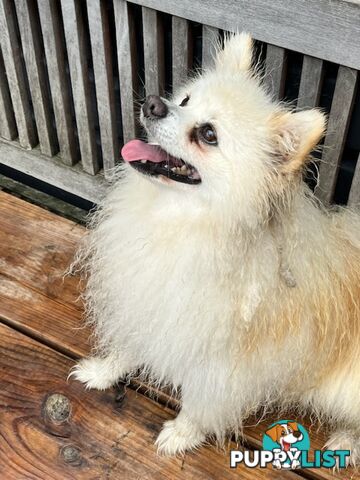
top-left (142, 6), bottom-right (165, 96)
top-left (264, 44), bottom-right (287, 100)
top-left (315, 67), bottom-right (358, 204)
top-left (0, 49), bottom-right (17, 140)
top-left (348, 153), bottom-right (360, 207)
top-left (61, 0), bottom-right (99, 175)
top-left (202, 25), bottom-right (219, 70)
top-left (0, 0), bottom-right (37, 149)
top-left (38, 0), bottom-right (79, 165)
top-left (172, 16), bottom-right (191, 92)
top-left (114, 0), bottom-right (138, 144)
top-left (297, 56), bottom-right (324, 109)
top-left (87, 0), bottom-right (118, 175)
top-left (15, 0), bottom-right (58, 156)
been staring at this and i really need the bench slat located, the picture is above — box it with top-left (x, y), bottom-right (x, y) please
top-left (315, 67), bottom-right (358, 204)
top-left (15, 0), bottom-right (58, 156)
top-left (61, 0), bottom-right (100, 175)
top-left (264, 44), bottom-right (287, 100)
top-left (142, 6), bottom-right (165, 96)
top-left (38, 0), bottom-right (79, 165)
top-left (87, 0), bottom-right (118, 175)
top-left (348, 153), bottom-right (360, 207)
top-left (297, 56), bottom-right (324, 109)
top-left (172, 16), bottom-right (191, 92)
top-left (202, 25), bottom-right (219, 70)
top-left (114, 0), bottom-right (138, 144)
top-left (0, 0), bottom-right (37, 149)
top-left (0, 48), bottom-right (17, 140)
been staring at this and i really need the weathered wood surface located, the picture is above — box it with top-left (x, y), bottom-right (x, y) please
top-left (264, 45), bottom-right (287, 100)
top-left (315, 67), bottom-right (358, 204)
top-left (0, 191), bottom-right (358, 479)
top-left (14, 0), bottom-right (58, 157)
top-left (348, 153), bottom-right (360, 207)
top-left (0, 48), bottom-right (17, 140)
top-left (142, 6), bottom-right (165, 96)
top-left (130, 0), bottom-right (360, 70)
top-left (37, 0), bottom-right (79, 165)
top-left (0, 0), bottom-right (37, 149)
top-left (202, 25), bottom-right (219, 70)
top-left (172, 16), bottom-right (191, 92)
top-left (87, 0), bottom-right (118, 175)
top-left (0, 140), bottom-right (107, 204)
top-left (114, 0), bottom-right (138, 144)
top-left (297, 56), bottom-right (324, 109)
top-left (0, 324), bottom-right (302, 480)
top-left (61, 0), bottom-right (99, 175)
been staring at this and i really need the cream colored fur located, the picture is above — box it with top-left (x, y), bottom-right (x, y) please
top-left (71, 34), bottom-right (360, 461)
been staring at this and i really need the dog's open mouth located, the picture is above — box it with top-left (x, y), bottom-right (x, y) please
top-left (121, 140), bottom-right (201, 185)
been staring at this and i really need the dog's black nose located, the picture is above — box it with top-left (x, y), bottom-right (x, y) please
top-left (142, 95), bottom-right (168, 119)
top-left (293, 431), bottom-right (302, 439)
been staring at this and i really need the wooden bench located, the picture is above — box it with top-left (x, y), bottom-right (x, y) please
top-left (0, 189), bottom-right (357, 479)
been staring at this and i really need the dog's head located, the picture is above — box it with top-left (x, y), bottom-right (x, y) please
top-left (122, 33), bottom-right (326, 224)
top-left (265, 422), bottom-right (304, 451)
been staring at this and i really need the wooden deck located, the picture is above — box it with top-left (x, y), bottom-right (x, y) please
top-left (0, 190), bottom-right (358, 479)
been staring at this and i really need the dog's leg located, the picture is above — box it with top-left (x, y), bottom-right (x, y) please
top-left (325, 430), bottom-right (360, 468)
top-left (155, 408), bottom-right (206, 456)
top-left (69, 352), bottom-right (134, 390)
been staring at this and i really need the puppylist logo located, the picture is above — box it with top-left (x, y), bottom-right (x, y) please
top-left (230, 420), bottom-right (350, 470)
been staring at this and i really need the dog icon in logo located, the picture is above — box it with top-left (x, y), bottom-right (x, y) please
top-left (265, 421), bottom-right (304, 469)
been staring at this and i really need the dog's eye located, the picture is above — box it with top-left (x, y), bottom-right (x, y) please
top-left (281, 430), bottom-right (286, 435)
top-left (179, 95), bottom-right (190, 107)
top-left (198, 123), bottom-right (218, 145)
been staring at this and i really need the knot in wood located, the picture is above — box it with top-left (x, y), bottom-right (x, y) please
top-left (45, 393), bottom-right (71, 423)
top-left (61, 445), bottom-right (82, 466)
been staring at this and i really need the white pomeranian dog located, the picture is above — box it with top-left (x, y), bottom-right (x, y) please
top-left (72, 33), bottom-right (360, 462)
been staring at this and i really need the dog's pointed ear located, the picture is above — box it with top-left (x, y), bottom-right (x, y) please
top-left (215, 33), bottom-right (253, 74)
top-left (271, 109), bottom-right (326, 174)
top-left (265, 425), bottom-right (279, 442)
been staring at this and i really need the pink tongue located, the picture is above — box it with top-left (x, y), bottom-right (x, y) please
top-left (121, 139), bottom-right (169, 163)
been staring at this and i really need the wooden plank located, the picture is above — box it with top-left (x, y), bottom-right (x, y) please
top-left (87, 0), bottom-right (118, 175)
top-left (114, 0), bottom-right (138, 143)
top-left (0, 0), bottom-right (37, 149)
top-left (0, 324), bottom-right (300, 480)
top-left (202, 25), bottom-right (219, 70)
top-left (61, 0), bottom-right (100, 175)
top-left (0, 140), bottom-right (106, 204)
top-left (348, 152), bottom-right (360, 207)
top-left (297, 56), bottom-right (324, 109)
top-left (315, 67), bottom-right (358, 204)
top-left (0, 190), bottom-right (84, 310)
top-left (14, 0), bottom-right (58, 157)
top-left (129, 0), bottom-right (360, 70)
top-left (38, 0), bottom-right (79, 165)
top-left (0, 274), bottom-right (87, 358)
top-left (264, 44), bottom-right (287, 100)
top-left (0, 48), bottom-right (17, 140)
top-left (172, 16), bottom-right (191, 92)
top-left (142, 6), bottom-right (165, 96)
top-left (0, 190), bottom-right (358, 479)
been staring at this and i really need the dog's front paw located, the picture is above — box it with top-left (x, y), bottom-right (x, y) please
top-left (69, 357), bottom-right (124, 390)
top-left (325, 431), bottom-right (358, 468)
top-left (155, 413), bottom-right (205, 456)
